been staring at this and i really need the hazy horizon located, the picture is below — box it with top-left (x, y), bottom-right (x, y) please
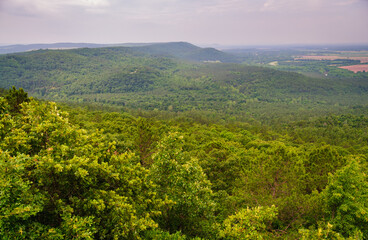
top-left (2, 42), bottom-right (368, 49)
top-left (1, 0), bottom-right (368, 46)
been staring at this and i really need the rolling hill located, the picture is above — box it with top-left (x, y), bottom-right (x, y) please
top-left (0, 41), bottom-right (239, 63)
top-left (0, 42), bottom-right (367, 122)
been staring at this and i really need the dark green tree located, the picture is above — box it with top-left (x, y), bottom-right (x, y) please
top-left (134, 117), bottom-right (160, 167)
top-left (5, 86), bottom-right (30, 114)
top-left (149, 132), bottom-right (216, 238)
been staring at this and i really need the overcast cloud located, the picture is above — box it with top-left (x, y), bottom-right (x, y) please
top-left (0, 0), bottom-right (367, 45)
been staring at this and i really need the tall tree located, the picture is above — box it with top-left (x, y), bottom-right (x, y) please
top-left (5, 86), bottom-right (30, 114)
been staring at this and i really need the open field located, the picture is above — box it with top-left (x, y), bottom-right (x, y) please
top-left (338, 64), bottom-right (368, 73)
top-left (295, 55), bottom-right (368, 63)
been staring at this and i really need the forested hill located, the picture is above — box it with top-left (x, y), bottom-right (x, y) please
top-left (0, 42), bottom-right (367, 122)
top-left (0, 42), bottom-right (239, 63)
top-left (131, 42), bottom-right (240, 62)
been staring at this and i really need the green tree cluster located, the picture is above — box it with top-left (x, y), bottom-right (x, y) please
top-left (0, 91), bottom-right (161, 239)
top-left (1, 88), bottom-right (368, 239)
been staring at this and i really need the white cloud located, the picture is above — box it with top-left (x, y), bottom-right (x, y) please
top-left (0, 0), bottom-right (367, 44)
top-left (2, 0), bottom-right (366, 18)
top-left (260, 0), bottom-right (367, 12)
top-left (261, 0), bottom-right (323, 12)
top-left (0, 0), bottom-right (110, 16)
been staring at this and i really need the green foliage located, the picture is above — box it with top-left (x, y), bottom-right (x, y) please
top-left (47, 100), bottom-right (368, 239)
top-left (323, 159), bottom-right (368, 238)
top-left (0, 88), bottom-right (7, 97)
top-left (233, 141), bottom-right (308, 228)
top-left (220, 205), bottom-right (278, 240)
top-left (60, 214), bottom-right (96, 240)
top-left (0, 98), bottom-right (162, 239)
top-left (134, 117), bottom-right (161, 166)
top-left (305, 145), bottom-right (346, 192)
top-left (149, 132), bottom-right (216, 238)
top-left (299, 222), bottom-right (346, 240)
top-left (142, 229), bottom-right (192, 240)
top-left (282, 114), bottom-right (368, 152)
top-left (4, 86), bottom-right (30, 114)
top-left (0, 152), bottom-right (47, 239)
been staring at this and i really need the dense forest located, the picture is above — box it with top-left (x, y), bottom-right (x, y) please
top-left (0, 43), bottom-right (368, 239)
top-left (1, 43), bottom-right (367, 124)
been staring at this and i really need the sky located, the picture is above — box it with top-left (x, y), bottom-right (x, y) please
top-left (0, 0), bottom-right (367, 46)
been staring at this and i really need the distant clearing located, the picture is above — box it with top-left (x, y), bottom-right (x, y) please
top-left (295, 56), bottom-right (368, 63)
top-left (338, 65), bottom-right (368, 73)
top-left (268, 61), bottom-right (278, 66)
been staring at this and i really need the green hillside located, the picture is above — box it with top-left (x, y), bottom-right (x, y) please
top-left (0, 42), bottom-right (367, 124)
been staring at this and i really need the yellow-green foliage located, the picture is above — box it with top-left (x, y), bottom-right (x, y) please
top-left (1, 87), bottom-right (368, 239)
top-left (149, 132), bottom-right (216, 238)
top-left (299, 222), bottom-right (363, 240)
top-left (0, 96), bottom-right (162, 239)
top-left (324, 159), bottom-right (368, 238)
top-left (299, 223), bottom-right (346, 240)
top-left (220, 205), bottom-right (278, 239)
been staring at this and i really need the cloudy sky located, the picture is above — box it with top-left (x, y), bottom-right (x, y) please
top-left (0, 0), bottom-right (367, 45)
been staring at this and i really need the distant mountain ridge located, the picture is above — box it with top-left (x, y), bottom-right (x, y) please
top-left (0, 42), bottom-right (158, 54)
top-left (0, 42), bottom-right (161, 54)
top-left (132, 42), bottom-right (240, 63)
top-left (0, 43), bottom-right (108, 54)
top-left (0, 42), bottom-right (240, 62)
